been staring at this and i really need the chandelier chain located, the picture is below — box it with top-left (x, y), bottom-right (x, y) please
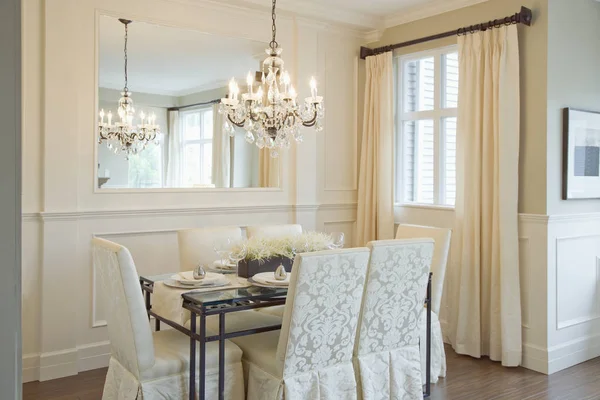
top-left (270, 0), bottom-right (278, 50)
top-left (123, 22), bottom-right (129, 92)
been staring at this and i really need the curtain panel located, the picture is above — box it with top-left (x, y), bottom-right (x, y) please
top-left (355, 51), bottom-right (395, 246)
top-left (448, 24), bottom-right (522, 366)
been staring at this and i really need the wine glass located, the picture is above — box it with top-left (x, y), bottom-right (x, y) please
top-left (228, 238), bottom-right (247, 276)
top-left (329, 232), bottom-right (345, 249)
top-left (213, 238), bottom-right (231, 268)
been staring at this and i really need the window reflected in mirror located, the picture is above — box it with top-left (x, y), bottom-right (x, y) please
top-left (96, 16), bottom-right (279, 189)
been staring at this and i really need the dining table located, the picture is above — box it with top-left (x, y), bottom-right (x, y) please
top-left (139, 272), bottom-right (432, 400)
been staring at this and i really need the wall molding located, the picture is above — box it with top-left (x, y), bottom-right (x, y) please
top-left (555, 235), bottom-right (600, 331)
top-left (23, 203), bottom-right (358, 222)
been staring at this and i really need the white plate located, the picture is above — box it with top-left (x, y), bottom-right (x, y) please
top-left (171, 271), bottom-right (225, 286)
top-left (247, 278), bottom-right (289, 289)
top-left (162, 279), bottom-right (231, 290)
top-left (251, 272), bottom-right (290, 287)
top-left (212, 260), bottom-right (236, 270)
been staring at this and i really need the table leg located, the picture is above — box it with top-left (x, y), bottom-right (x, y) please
top-left (189, 311), bottom-right (196, 400)
top-left (145, 290), bottom-right (151, 321)
top-left (199, 314), bottom-right (206, 400)
top-left (219, 313), bottom-right (225, 400)
top-left (155, 318), bottom-right (160, 331)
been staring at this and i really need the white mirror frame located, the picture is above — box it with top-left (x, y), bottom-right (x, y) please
top-left (92, 8), bottom-right (285, 194)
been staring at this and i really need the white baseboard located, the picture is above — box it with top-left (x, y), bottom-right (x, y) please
top-left (23, 353), bottom-right (40, 383)
top-left (29, 341), bottom-right (111, 382)
top-left (547, 333), bottom-right (600, 374)
top-left (522, 343), bottom-right (549, 374)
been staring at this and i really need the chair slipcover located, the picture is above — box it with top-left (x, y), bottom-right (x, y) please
top-left (227, 248), bottom-right (371, 400)
top-left (395, 224), bottom-right (452, 383)
top-left (92, 237), bottom-right (245, 400)
top-left (355, 239), bottom-right (434, 400)
top-left (245, 224), bottom-right (302, 239)
top-left (177, 226), bottom-right (243, 271)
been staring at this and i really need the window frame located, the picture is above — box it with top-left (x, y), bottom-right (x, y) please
top-left (394, 45), bottom-right (458, 209)
top-left (180, 106), bottom-right (214, 186)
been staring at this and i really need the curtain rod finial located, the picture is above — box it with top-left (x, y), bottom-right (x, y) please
top-left (520, 6), bottom-right (533, 26)
top-left (360, 46), bottom-right (375, 60)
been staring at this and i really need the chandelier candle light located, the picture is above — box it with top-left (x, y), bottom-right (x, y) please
top-left (98, 19), bottom-right (160, 158)
top-left (219, 0), bottom-right (324, 158)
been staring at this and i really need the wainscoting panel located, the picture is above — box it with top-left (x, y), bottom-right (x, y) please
top-left (547, 214), bottom-right (600, 374)
top-left (555, 235), bottom-right (600, 330)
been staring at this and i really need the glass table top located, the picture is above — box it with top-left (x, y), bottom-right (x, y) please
top-left (140, 273), bottom-right (288, 307)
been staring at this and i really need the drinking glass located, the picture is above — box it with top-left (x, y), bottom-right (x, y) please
top-left (330, 232), bottom-right (345, 249)
top-left (228, 238), bottom-right (247, 276)
top-left (213, 238), bottom-right (231, 267)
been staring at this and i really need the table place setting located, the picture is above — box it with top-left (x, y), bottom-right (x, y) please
top-left (150, 231), bottom-right (343, 324)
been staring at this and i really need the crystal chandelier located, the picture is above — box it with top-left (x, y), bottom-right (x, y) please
top-left (219, 0), bottom-right (324, 158)
top-left (98, 19), bottom-right (160, 159)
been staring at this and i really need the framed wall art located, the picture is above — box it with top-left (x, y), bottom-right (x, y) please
top-left (563, 108), bottom-right (600, 200)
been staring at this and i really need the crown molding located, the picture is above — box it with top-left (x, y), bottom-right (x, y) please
top-left (383, 0), bottom-right (490, 29)
top-left (167, 0), bottom-right (381, 31)
top-left (364, 30), bottom-right (383, 44)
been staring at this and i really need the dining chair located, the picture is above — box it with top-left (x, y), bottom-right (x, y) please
top-left (355, 239), bottom-right (434, 400)
top-left (92, 237), bottom-right (245, 400)
top-left (245, 224), bottom-right (302, 239)
top-left (177, 226), bottom-right (243, 271)
top-left (395, 224), bottom-right (452, 384)
top-left (220, 248), bottom-right (371, 399)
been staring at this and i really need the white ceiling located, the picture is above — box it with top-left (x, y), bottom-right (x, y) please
top-left (214, 0), bottom-right (489, 30)
top-left (99, 16), bottom-right (267, 97)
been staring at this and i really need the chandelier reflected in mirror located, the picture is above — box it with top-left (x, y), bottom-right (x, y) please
top-left (98, 19), bottom-right (160, 159)
top-left (219, 0), bottom-right (324, 158)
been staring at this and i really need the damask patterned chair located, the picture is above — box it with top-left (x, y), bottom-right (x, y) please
top-left (177, 226), bottom-right (243, 271)
top-left (354, 239), bottom-right (434, 400)
top-left (245, 224), bottom-right (302, 239)
top-left (92, 237), bottom-right (245, 400)
top-left (395, 224), bottom-right (452, 383)
top-left (224, 248), bottom-right (371, 400)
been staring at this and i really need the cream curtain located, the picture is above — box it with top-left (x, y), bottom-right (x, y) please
top-left (165, 110), bottom-right (182, 187)
top-left (355, 52), bottom-right (394, 246)
top-left (259, 149), bottom-right (279, 188)
top-left (212, 104), bottom-right (231, 188)
top-left (448, 25), bottom-right (522, 366)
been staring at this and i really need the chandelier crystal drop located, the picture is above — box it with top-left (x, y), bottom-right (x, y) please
top-left (219, 0), bottom-right (324, 158)
top-left (98, 19), bottom-right (160, 159)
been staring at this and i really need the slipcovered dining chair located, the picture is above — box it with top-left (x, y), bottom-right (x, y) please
top-left (245, 224), bottom-right (302, 239)
top-left (177, 226), bottom-right (243, 271)
top-left (92, 237), bottom-right (245, 400)
top-left (355, 239), bottom-right (434, 400)
top-left (395, 224), bottom-right (452, 384)
top-left (223, 248), bottom-right (371, 399)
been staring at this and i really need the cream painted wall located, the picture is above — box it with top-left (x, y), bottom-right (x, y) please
top-left (369, 0), bottom-right (549, 216)
top-left (546, 0), bottom-right (600, 215)
top-left (22, 0), bottom-right (362, 382)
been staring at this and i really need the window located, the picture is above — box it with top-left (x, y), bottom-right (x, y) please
top-left (127, 134), bottom-right (164, 188)
top-left (396, 47), bottom-right (458, 207)
top-left (181, 107), bottom-right (213, 187)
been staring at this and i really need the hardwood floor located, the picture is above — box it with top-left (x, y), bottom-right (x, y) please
top-left (23, 346), bottom-right (600, 399)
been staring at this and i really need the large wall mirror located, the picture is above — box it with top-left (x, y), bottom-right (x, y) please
top-left (96, 16), bottom-right (280, 190)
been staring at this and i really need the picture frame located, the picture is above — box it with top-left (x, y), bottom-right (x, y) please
top-left (562, 108), bottom-right (600, 200)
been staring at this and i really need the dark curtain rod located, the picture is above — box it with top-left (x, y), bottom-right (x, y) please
top-left (167, 98), bottom-right (220, 112)
top-left (360, 6), bottom-right (533, 60)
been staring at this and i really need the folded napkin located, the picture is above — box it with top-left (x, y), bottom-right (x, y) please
top-left (152, 275), bottom-right (252, 325)
top-left (174, 271), bottom-right (224, 286)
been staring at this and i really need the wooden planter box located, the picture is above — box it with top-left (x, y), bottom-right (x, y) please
top-left (238, 256), bottom-right (293, 278)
